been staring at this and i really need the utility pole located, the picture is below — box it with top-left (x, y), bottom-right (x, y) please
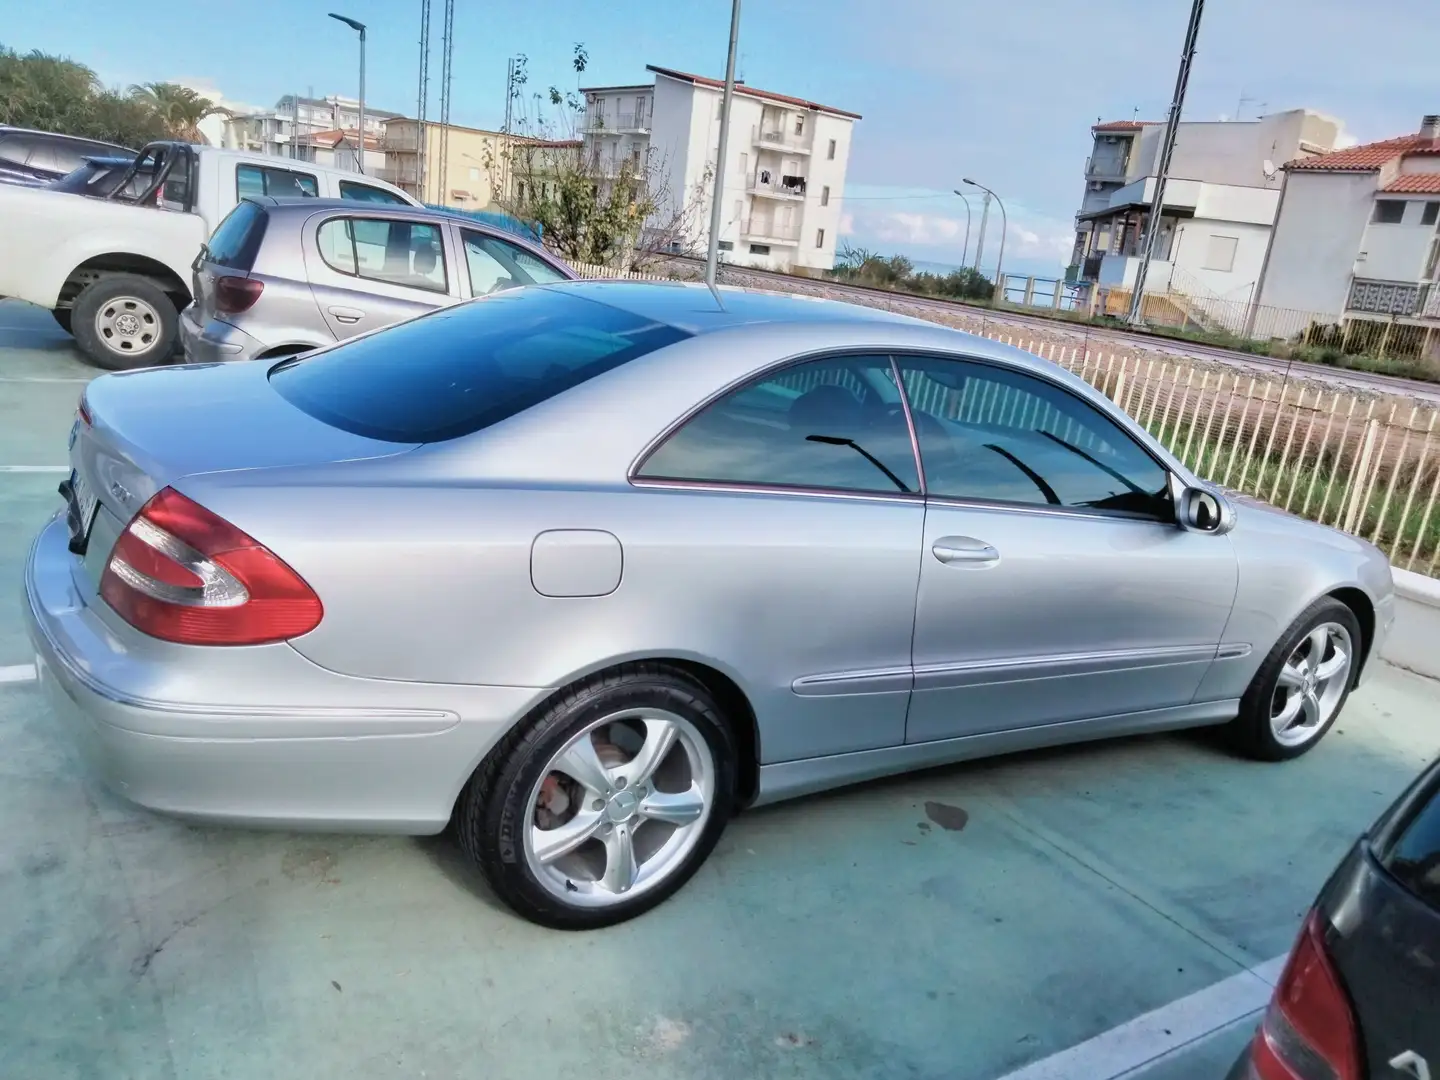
top-left (704, 0), bottom-right (743, 288)
top-left (973, 191), bottom-right (991, 271)
top-left (1128, 0), bottom-right (1205, 324)
top-left (964, 178), bottom-right (1007, 302)
top-left (417, 0), bottom-right (431, 202)
top-left (437, 0), bottom-right (455, 206)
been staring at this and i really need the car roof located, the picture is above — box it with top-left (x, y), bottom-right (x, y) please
top-left (0, 126), bottom-right (131, 150)
top-left (249, 196), bottom-right (545, 239)
top-left (531, 279), bottom-right (931, 335)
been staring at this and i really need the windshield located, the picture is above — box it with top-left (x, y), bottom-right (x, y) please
top-left (269, 288), bottom-right (688, 443)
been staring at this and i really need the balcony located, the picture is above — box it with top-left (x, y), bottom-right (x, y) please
top-left (742, 217), bottom-right (801, 245)
top-left (1348, 278), bottom-right (1427, 316)
top-left (747, 173), bottom-right (807, 200)
top-left (1085, 155), bottom-right (1129, 182)
top-left (751, 125), bottom-right (812, 155)
top-left (586, 110), bottom-right (650, 134)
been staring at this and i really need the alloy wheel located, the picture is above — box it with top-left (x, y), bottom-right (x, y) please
top-left (1270, 622), bottom-right (1352, 747)
top-left (522, 708), bottom-right (715, 908)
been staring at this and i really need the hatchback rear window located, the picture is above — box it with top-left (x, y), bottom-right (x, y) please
top-left (268, 288), bottom-right (690, 443)
top-left (205, 201), bottom-right (268, 270)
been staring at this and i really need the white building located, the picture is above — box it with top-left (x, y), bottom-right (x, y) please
top-left (223, 95), bottom-right (401, 163)
top-left (1254, 115), bottom-right (1440, 347)
top-left (581, 65), bottom-right (859, 271)
top-left (1070, 110), bottom-right (1342, 303)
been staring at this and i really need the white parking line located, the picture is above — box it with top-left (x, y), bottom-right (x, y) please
top-left (0, 465), bottom-right (69, 473)
top-left (0, 664), bottom-right (38, 685)
top-left (992, 954), bottom-right (1286, 1080)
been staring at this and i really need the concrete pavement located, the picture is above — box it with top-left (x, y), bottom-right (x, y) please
top-left (1, 299), bottom-right (1436, 1080)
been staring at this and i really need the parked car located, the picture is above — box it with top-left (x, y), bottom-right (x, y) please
top-left (1225, 754), bottom-right (1439, 1080)
top-left (47, 154), bottom-right (157, 201)
top-left (26, 284), bottom-right (1394, 929)
top-left (0, 125), bottom-right (134, 186)
top-left (180, 198), bottom-right (576, 364)
top-left (0, 141), bottom-right (418, 369)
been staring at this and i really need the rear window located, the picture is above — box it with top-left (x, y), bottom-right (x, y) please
top-left (1385, 769), bottom-right (1440, 911)
top-left (205, 201), bottom-right (268, 269)
top-left (339, 180), bottom-right (410, 205)
top-left (268, 288), bottom-right (689, 443)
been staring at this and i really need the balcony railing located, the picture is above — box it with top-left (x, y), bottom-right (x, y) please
top-left (1348, 278), bottom-right (1427, 316)
top-left (751, 125), bottom-right (812, 154)
top-left (586, 110), bottom-right (650, 132)
top-left (748, 174), bottom-right (807, 199)
top-left (742, 217), bottom-right (802, 244)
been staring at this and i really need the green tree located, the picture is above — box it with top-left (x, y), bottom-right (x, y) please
top-left (0, 45), bottom-right (168, 147)
top-left (127, 82), bottom-right (227, 142)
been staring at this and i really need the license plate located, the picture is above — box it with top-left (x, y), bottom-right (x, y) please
top-left (62, 468), bottom-right (99, 555)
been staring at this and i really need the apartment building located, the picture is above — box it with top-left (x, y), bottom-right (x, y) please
top-left (581, 65), bottom-right (859, 271)
top-left (1070, 110), bottom-right (1341, 301)
top-left (1255, 115), bottom-right (1440, 346)
top-left (224, 95), bottom-right (401, 163)
top-left (379, 120), bottom-right (582, 209)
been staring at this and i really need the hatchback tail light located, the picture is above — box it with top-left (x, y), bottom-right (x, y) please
top-left (100, 487), bottom-right (322, 646)
top-left (214, 276), bottom-right (264, 314)
top-left (1246, 910), bottom-right (1360, 1080)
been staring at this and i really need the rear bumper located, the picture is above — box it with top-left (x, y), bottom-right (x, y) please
top-left (178, 308), bottom-right (261, 364)
top-left (24, 515), bottom-right (548, 833)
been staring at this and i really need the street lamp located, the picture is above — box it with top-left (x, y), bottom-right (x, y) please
top-left (951, 190), bottom-right (972, 269)
top-left (963, 178), bottom-right (1006, 303)
top-left (328, 13), bottom-right (367, 175)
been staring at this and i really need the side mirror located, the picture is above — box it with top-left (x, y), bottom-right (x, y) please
top-left (1171, 477), bottom-right (1234, 534)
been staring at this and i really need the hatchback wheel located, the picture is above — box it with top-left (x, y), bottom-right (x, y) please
top-left (456, 663), bottom-right (737, 929)
top-left (1225, 597), bottom-right (1361, 760)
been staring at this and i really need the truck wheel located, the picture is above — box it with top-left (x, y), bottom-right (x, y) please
top-left (71, 275), bottom-right (179, 371)
top-left (51, 309), bottom-right (72, 335)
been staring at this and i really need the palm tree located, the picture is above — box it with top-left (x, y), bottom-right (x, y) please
top-left (127, 82), bottom-right (228, 143)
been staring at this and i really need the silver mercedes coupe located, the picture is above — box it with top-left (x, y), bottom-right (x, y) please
top-left (26, 282), bottom-right (1395, 928)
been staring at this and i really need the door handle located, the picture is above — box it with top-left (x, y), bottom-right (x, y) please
top-left (932, 536), bottom-right (1000, 566)
top-left (328, 306), bottom-right (365, 323)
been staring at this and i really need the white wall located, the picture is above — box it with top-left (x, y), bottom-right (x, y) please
top-left (1193, 184), bottom-right (1279, 226)
top-left (1357, 197), bottom-right (1437, 281)
top-left (793, 112), bottom-right (851, 270)
top-left (1258, 170), bottom-right (1378, 317)
top-left (1170, 219), bottom-right (1272, 297)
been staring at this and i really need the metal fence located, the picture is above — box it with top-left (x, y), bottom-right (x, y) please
top-left (567, 260), bottom-right (1440, 576)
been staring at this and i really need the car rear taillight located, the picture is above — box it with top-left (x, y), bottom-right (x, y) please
top-left (99, 487), bottom-right (321, 646)
top-left (214, 276), bottom-right (264, 314)
top-left (1246, 910), bottom-right (1360, 1080)
top-left (77, 391), bottom-right (92, 428)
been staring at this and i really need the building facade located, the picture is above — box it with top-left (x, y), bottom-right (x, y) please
top-left (1255, 116), bottom-right (1440, 348)
top-left (223, 95), bottom-right (401, 161)
top-left (1070, 110), bottom-right (1341, 304)
top-left (581, 65), bottom-right (859, 271)
top-left (380, 119), bottom-right (505, 207)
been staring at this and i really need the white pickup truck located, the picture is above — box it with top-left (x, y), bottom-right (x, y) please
top-left (0, 141), bottom-right (419, 369)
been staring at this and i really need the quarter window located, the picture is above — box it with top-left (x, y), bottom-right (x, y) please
top-left (237, 163), bottom-right (319, 200)
top-left (895, 356), bottom-right (1171, 519)
top-left (638, 354), bottom-right (919, 495)
top-left (461, 229), bottom-right (567, 296)
top-left (316, 217), bottom-right (448, 293)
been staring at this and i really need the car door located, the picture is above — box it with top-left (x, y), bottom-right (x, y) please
top-left (633, 352), bottom-right (926, 763)
top-left (305, 212), bottom-right (462, 341)
top-left (457, 227), bottom-right (571, 298)
top-left (895, 353), bottom-right (1238, 744)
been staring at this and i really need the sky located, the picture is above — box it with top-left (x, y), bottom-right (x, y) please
top-left (5, 0), bottom-right (1436, 279)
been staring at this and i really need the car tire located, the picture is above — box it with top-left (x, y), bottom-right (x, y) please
top-left (71, 274), bottom-right (179, 371)
top-left (1224, 597), bottom-right (1362, 761)
top-left (51, 308), bottom-right (72, 335)
top-left (456, 663), bottom-right (737, 929)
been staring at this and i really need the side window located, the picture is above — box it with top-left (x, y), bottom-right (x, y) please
top-left (461, 229), bottom-right (567, 296)
top-left (896, 356), bottom-right (1172, 519)
top-left (316, 217), bottom-right (447, 293)
top-left (236, 163), bottom-right (319, 200)
top-left (638, 354), bottom-right (919, 495)
top-left (25, 141), bottom-right (60, 173)
top-left (339, 180), bottom-right (409, 205)
top-left (1385, 778), bottom-right (1440, 911)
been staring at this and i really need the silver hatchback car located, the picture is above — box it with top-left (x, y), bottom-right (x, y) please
top-left (29, 283), bottom-right (1394, 929)
top-left (179, 198), bottom-right (576, 364)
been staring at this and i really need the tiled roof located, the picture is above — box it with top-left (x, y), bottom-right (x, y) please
top-left (307, 128), bottom-right (382, 151)
top-left (1286, 133), bottom-right (1440, 171)
top-left (1092, 120), bottom-right (1151, 132)
top-left (645, 65), bottom-right (862, 120)
top-left (1383, 172), bottom-right (1440, 194)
